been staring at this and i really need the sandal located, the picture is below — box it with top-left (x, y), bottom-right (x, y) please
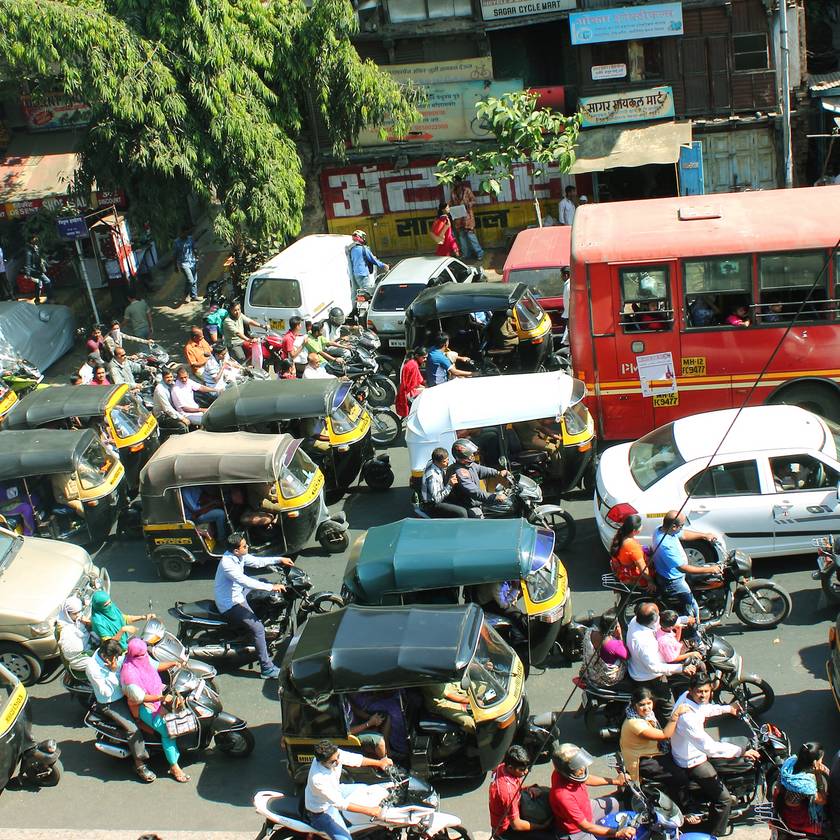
top-left (169, 768), bottom-right (191, 783)
top-left (135, 764), bottom-right (156, 783)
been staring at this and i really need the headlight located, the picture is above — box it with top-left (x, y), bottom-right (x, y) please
top-left (539, 603), bottom-right (567, 624)
top-left (29, 621), bottom-right (53, 637)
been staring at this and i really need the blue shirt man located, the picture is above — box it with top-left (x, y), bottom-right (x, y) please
top-left (349, 232), bottom-right (388, 294)
top-left (173, 229), bottom-right (199, 302)
top-left (424, 334), bottom-right (472, 387)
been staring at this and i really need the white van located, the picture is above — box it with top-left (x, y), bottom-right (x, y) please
top-left (243, 234), bottom-right (355, 331)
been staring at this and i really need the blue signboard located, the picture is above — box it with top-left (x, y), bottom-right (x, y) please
top-left (678, 141), bottom-right (705, 196)
top-left (56, 216), bottom-right (89, 240)
top-left (570, 3), bottom-right (684, 45)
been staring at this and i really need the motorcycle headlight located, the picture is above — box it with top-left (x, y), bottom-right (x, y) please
top-left (29, 621), bottom-right (53, 637)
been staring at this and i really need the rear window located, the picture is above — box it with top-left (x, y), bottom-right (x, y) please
top-left (508, 267), bottom-right (566, 299)
top-left (371, 283), bottom-right (425, 312)
top-left (249, 277), bottom-right (302, 308)
top-left (628, 422), bottom-right (685, 490)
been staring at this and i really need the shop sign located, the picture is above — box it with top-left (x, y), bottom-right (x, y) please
top-left (570, 3), bottom-right (683, 46)
top-left (381, 57), bottom-right (493, 86)
top-left (479, 0), bottom-right (574, 22)
top-left (20, 93), bottom-right (91, 132)
top-left (579, 86), bottom-right (674, 127)
top-left (592, 63), bottom-right (627, 81)
top-left (57, 217), bottom-right (89, 240)
top-left (93, 189), bottom-right (128, 209)
top-left (355, 79), bottom-right (523, 145)
top-left (0, 195), bottom-right (78, 221)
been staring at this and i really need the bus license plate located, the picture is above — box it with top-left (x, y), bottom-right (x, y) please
top-left (389, 338), bottom-right (406, 348)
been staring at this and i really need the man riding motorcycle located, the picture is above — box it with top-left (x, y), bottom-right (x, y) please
top-left (446, 439), bottom-right (510, 519)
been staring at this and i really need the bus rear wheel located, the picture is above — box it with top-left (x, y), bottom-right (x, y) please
top-left (770, 382), bottom-right (840, 423)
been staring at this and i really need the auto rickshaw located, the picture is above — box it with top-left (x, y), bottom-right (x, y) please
top-left (406, 370), bottom-right (596, 499)
top-left (139, 431), bottom-right (349, 581)
top-left (341, 518), bottom-right (573, 673)
top-left (4, 384), bottom-right (159, 494)
top-left (0, 384), bottom-right (17, 424)
top-left (0, 662), bottom-right (62, 790)
top-left (0, 429), bottom-right (125, 550)
top-left (404, 282), bottom-right (554, 374)
top-left (200, 379), bottom-right (394, 498)
top-left (279, 603), bottom-right (527, 783)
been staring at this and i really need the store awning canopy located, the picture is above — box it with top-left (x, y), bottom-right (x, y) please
top-left (569, 121), bottom-right (692, 174)
top-left (0, 131), bottom-right (80, 203)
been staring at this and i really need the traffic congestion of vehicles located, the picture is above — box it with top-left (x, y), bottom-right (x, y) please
top-left (3, 187), bottom-right (840, 840)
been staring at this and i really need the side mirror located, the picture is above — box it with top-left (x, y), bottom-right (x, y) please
top-left (499, 456), bottom-right (509, 471)
top-left (460, 673), bottom-right (471, 691)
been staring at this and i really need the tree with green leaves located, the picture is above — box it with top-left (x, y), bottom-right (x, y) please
top-left (436, 90), bottom-right (580, 227)
top-left (0, 0), bottom-right (418, 261)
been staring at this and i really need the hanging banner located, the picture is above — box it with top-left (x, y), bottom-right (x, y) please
top-left (570, 3), bottom-right (684, 45)
top-left (636, 351), bottom-right (678, 398)
top-left (579, 86), bottom-right (675, 127)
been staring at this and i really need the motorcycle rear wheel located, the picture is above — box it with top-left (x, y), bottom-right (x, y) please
top-left (535, 510), bottom-right (576, 551)
top-left (369, 409), bottom-right (401, 447)
top-left (365, 375), bottom-right (397, 408)
top-left (734, 581), bottom-right (792, 629)
top-left (822, 570), bottom-right (840, 606)
top-left (215, 728), bottom-right (255, 758)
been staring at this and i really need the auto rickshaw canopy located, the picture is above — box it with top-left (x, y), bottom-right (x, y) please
top-left (201, 379), bottom-right (349, 431)
top-left (283, 603), bottom-right (484, 700)
top-left (405, 370), bottom-right (586, 473)
top-left (4, 384), bottom-right (129, 428)
top-left (0, 428), bottom-right (99, 481)
top-left (343, 518), bottom-right (553, 603)
top-left (406, 281), bottom-right (527, 322)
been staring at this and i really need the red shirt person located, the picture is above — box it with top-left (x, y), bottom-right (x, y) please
top-left (430, 201), bottom-right (460, 258)
top-left (395, 348), bottom-right (427, 419)
top-left (489, 746), bottom-right (554, 840)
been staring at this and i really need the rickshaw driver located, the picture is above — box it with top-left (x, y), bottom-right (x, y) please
top-left (447, 439), bottom-right (510, 518)
top-left (214, 531), bottom-right (295, 679)
top-left (305, 738), bottom-right (393, 840)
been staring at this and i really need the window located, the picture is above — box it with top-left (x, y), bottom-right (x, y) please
top-left (249, 277), bottom-right (302, 309)
top-left (685, 460), bottom-right (761, 498)
top-left (758, 251), bottom-right (827, 323)
top-left (447, 260), bottom-right (472, 283)
top-left (683, 256), bottom-right (751, 328)
top-left (629, 422), bottom-right (685, 490)
top-left (590, 42), bottom-right (627, 71)
top-left (769, 455), bottom-right (840, 492)
top-left (281, 697), bottom-right (345, 738)
top-left (371, 283), bottom-right (425, 312)
top-left (733, 34), bottom-right (769, 72)
top-left (619, 266), bottom-right (672, 333)
top-left (388, 0), bottom-right (471, 22)
top-left (643, 40), bottom-right (664, 79)
top-left (508, 267), bottom-right (566, 298)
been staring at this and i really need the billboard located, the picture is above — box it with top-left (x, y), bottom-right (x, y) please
top-left (569, 3), bottom-right (683, 45)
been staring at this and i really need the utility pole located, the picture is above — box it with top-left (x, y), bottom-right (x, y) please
top-left (779, 0), bottom-right (794, 188)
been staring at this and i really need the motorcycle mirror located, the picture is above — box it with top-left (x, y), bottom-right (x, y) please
top-left (499, 456), bottom-right (509, 470)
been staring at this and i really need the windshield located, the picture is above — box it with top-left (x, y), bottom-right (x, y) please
top-left (372, 283), bottom-right (425, 312)
top-left (279, 446), bottom-right (319, 499)
top-left (508, 267), bottom-right (566, 298)
top-left (77, 438), bottom-right (114, 490)
top-left (563, 402), bottom-right (590, 436)
top-left (525, 555), bottom-right (558, 604)
top-left (514, 293), bottom-right (545, 331)
top-left (331, 391), bottom-right (363, 435)
top-left (110, 400), bottom-right (149, 441)
top-left (629, 423), bottom-right (686, 491)
top-left (467, 623), bottom-right (515, 709)
top-left (0, 531), bottom-right (19, 574)
top-left (249, 277), bottom-right (302, 309)
top-left (822, 417), bottom-right (840, 462)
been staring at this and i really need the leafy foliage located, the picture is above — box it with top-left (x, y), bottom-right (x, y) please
top-left (0, 0), bottom-right (418, 253)
top-left (436, 91), bottom-right (580, 199)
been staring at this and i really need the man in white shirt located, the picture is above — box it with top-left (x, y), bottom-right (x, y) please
top-left (302, 352), bottom-right (335, 380)
top-left (213, 531), bottom-right (293, 679)
top-left (153, 369), bottom-right (192, 429)
top-left (670, 674), bottom-right (759, 835)
top-left (626, 601), bottom-right (696, 723)
top-left (558, 185), bottom-right (578, 226)
top-left (305, 738), bottom-right (392, 840)
top-left (202, 342), bottom-right (242, 392)
top-left (171, 365), bottom-right (215, 421)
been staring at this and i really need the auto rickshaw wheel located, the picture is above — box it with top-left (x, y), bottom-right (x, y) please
top-left (33, 760), bottom-right (62, 787)
top-left (363, 462), bottom-right (395, 491)
top-left (215, 728), bottom-right (256, 758)
top-left (156, 552), bottom-right (192, 583)
top-left (318, 525), bottom-right (350, 554)
top-left (435, 827), bottom-right (472, 840)
top-left (0, 644), bottom-right (42, 686)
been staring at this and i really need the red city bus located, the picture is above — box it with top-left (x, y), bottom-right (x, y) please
top-left (502, 226), bottom-right (571, 333)
top-left (569, 186), bottom-right (840, 441)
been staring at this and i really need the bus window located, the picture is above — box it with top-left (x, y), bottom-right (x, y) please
top-left (758, 251), bottom-right (827, 323)
top-left (618, 267), bottom-right (672, 333)
top-left (683, 256), bottom-right (751, 329)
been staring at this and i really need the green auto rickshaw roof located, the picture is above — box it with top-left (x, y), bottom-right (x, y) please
top-left (201, 379), bottom-right (342, 431)
top-left (283, 603), bottom-right (483, 699)
top-left (406, 282), bottom-right (527, 322)
top-left (4, 384), bottom-right (123, 428)
top-left (0, 428), bottom-right (99, 481)
top-left (343, 518), bottom-right (540, 602)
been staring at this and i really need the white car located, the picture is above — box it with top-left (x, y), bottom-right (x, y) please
top-left (594, 405), bottom-right (840, 561)
top-left (366, 256), bottom-right (479, 350)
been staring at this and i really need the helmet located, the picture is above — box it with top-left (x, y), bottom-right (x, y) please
top-left (551, 744), bottom-right (594, 782)
top-left (451, 439), bottom-right (479, 464)
top-left (351, 229), bottom-right (367, 244)
top-left (329, 307), bottom-right (345, 326)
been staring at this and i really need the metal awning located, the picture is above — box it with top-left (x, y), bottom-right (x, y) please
top-left (0, 131), bottom-right (80, 204)
top-left (569, 120), bottom-right (692, 174)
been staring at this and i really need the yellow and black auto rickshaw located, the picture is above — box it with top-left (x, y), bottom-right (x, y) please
top-left (200, 379), bottom-right (394, 499)
top-left (4, 384), bottom-right (158, 494)
top-left (0, 384), bottom-right (18, 424)
top-left (139, 431), bottom-right (349, 581)
top-left (280, 603), bottom-right (528, 783)
top-left (0, 429), bottom-right (125, 550)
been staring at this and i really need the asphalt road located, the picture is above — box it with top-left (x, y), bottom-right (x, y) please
top-left (3, 439), bottom-right (837, 836)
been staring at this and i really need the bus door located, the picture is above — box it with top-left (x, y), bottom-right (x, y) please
top-left (609, 263), bottom-right (678, 438)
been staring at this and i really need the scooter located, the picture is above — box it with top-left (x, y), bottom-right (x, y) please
top-left (812, 534), bottom-right (840, 605)
top-left (168, 565), bottom-right (343, 668)
top-left (252, 766), bottom-right (468, 840)
top-left (85, 664), bottom-right (255, 761)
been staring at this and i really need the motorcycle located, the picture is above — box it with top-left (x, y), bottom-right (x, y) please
top-left (343, 330), bottom-right (397, 380)
top-left (325, 344), bottom-right (396, 408)
top-left (252, 766), bottom-right (469, 840)
top-left (575, 622), bottom-right (774, 741)
top-left (168, 564), bottom-right (344, 668)
top-left (812, 535), bottom-right (840, 605)
top-left (606, 544), bottom-right (792, 631)
top-left (0, 352), bottom-right (44, 397)
top-left (85, 664), bottom-right (256, 761)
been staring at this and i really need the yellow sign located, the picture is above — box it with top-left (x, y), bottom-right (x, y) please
top-left (154, 537), bottom-right (193, 545)
top-left (653, 392), bottom-right (679, 407)
top-left (0, 683), bottom-right (26, 737)
top-left (681, 356), bottom-right (707, 377)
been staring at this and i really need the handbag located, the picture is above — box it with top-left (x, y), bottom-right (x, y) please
top-left (161, 695), bottom-right (198, 738)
